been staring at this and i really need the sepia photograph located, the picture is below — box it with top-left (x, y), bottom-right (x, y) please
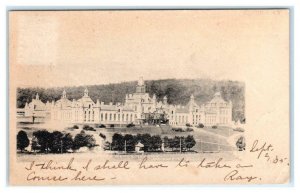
top-left (8, 9), bottom-right (290, 185)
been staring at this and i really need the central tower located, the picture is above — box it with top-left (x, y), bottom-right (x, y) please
top-left (136, 76), bottom-right (146, 93)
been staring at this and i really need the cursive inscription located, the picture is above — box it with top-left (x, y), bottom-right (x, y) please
top-left (250, 140), bottom-right (273, 159)
top-left (224, 170), bottom-right (259, 182)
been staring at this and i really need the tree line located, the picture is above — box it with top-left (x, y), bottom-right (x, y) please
top-left (17, 130), bottom-right (96, 153)
top-left (108, 133), bottom-right (196, 152)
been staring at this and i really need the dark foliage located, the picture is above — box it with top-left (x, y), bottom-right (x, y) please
top-left (73, 130), bottom-right (96, 150)
top-left (186, 127), bottom-right (194, 132)
top-left (236, 136), bottom-right (246, 151)
top-left (17, 130), bottom-right (30, 152)
top-left (51, 131), bottom-right (64, 153)
top-left (99, 133), bottom-right (106, 140)
top-left (82, 125), bottom-right (96, 131)
top-left (124, 134), bottom-right (136, 152)
top-left (73, 125), bottom-right (79, 129)
top-left (172, 128), bottom-right (184, 132)
top-left (197, 123), bottom-right (205, 128)
top-left (32, 130), bottom-right (53, 153)
top-left (111, 133), bottom-right (125, 151)
top-left (62, 133), bottom-right (74, 152)
top-left (126, 123), bottom-right (135, 128)
top-left (185, 135), bottom-right (196, 151)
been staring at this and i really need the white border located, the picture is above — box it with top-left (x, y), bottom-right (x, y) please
top-left (1, 0), bottom-right (298, 193)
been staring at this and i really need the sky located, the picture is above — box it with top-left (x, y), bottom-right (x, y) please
top-left (9, 10), bottom-right (289, 87)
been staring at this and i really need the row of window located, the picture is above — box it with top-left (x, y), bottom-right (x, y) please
top-left (100, 112), bottom-right (136, 122)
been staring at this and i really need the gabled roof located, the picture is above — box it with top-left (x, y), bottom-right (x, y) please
top-left (55, 98), bottom-right (72, 109)
top-left (77, 96), bottom-right (95, 106)
top-left (29, 99), bottom-right (46, 111)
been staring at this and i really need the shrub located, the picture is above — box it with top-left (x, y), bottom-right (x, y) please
top-left (212, 125), bottom-right (218, 129)
top-left (99, 124), bottom-right (106, 128)
top-left (197, 123), bottom-right (205, 128)
top-left (110, 124), bottom-right (115, 128)
top-left (73, 125), bottom-right (79, 129)
top-left (186, 123), bottom-right (191, 127)
top-left (99, 133), bottom-right (106, 140)
top-left (83, 125), bottom-right (96, 131)
top-left (236, 136), bottom-right (246, 151)
top-left (172, 128), bottom-right (184, 132)
top-left (126, 123), bottom-right (135, 128)
top-left (186, 127), bottom-right (194, 132)
top-left (83, 125), bottom-right (89, 130)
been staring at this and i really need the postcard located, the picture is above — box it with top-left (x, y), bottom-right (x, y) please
top-left (9, 9), bottom-right (290, 185)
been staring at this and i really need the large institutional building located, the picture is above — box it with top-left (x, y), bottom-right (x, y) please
top-left (17, 77), bottom-right (233, 127)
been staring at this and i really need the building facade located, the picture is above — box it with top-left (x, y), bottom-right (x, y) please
top-left (19, 77), bottom-right (233, 127)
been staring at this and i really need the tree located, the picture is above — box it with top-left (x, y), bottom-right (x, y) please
top-left (32, 130), bottom-right (53, 153)
top-left (124, 134), bottom-right (136, 152)
top-left (185, 135), bottom-right (196, 151)
top-left (140, 134), bottom-right (151, 152)
top-left (17, 130), bottom-right (29, 152)
top-left (150, 135), bottom-right (162, 151)
top-left (62, 133), bottom-right (73, 152)
top-left (85, 134), bottom-right (96, 148)
top-left (163, 136), bottom-right (170, 148)
top-left (236, 136), bottom-right (246, 151)
top-left (170, 136), bottom-right (180, 151)
top-left (111, 133), bottom-right (124, 151)
top-left (73, 130), bottom-right (96, 150)
top-left (51, 131), bottom-right (64, 153)
top-left (31, 136), bottom-right (40, 152)
top-left (104, 141), bottom-right (112, 150)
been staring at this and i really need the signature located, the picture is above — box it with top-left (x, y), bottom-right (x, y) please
top-left (224, 170), bottom-right (260, 182)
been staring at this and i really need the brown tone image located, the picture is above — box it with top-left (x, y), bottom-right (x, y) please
top-left (9, 10), bottom-right (289, 185)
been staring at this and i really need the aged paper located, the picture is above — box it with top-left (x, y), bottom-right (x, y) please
top-left (9, 10), bottom-right (290, 185)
